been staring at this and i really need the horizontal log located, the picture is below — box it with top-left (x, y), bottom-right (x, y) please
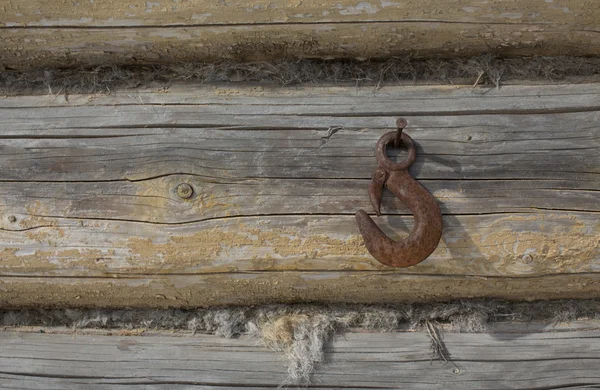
top-left (1, 0), bottom-right (599, 68)
top-left (2, 328), bottom-right (600, 389)
top-left (0, 83), bottom-right (598, 307)
top-left (3, 0), bottom-right (595, 27)
top-left (2, 274), bottom-right (600, 308)
top-left (0, 213), bottom-right (598, 276)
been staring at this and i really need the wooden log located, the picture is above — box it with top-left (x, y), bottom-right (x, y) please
top-left (0, 83), bottom-right (598, 307)
top-left (1, 0), bottom-right (599, 68)
top-left (2, 327), bottom-right (600, 389)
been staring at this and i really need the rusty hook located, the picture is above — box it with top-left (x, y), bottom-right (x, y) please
top-left (355, 119), bottom-right (443, 267)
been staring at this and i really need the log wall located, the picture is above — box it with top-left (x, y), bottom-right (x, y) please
top-left (0, 83), bottom-right (598, 307)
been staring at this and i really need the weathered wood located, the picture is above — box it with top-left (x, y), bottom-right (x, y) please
top-left (1, 328), bottom-right (600, 389)
top-left (0, 83), bottom-right (598, 307)
top-left (1, 0), bottom-right (599, 68)
top-left (4, 0), bottom-right (596, 27)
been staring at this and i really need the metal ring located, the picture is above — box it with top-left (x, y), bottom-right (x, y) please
top-left (375, 131), bottom-right (416, 171)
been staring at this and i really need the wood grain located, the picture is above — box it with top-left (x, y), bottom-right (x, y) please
top-left (0, 83), bottom-right (598, 307)
top-left (1, 0), bottom-right (599, 68)
top-left (1, 329), bottom-right (600, 389)
top-left (3, 0), bottom-right (596, 27)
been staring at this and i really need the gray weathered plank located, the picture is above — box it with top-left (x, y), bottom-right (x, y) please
top-left (0, 83), bottom-right (598, 306)
top-left (1, 329), bottom-right (599, 389)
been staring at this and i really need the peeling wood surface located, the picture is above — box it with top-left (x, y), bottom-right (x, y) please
top-left (1, 0), bottom-right (599, 68)
top-left (0, 83), bottom-right (599, 307)
top-left (2, 329), bottom-right (600, 389)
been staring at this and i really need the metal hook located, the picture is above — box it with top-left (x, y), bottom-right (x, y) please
top-left (355, 119), bottom-right (443, 267)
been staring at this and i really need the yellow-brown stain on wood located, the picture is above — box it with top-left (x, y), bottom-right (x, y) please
top-left (2, 0), bottom-right (592, 27)
top-left (0, 247), bottom-right (112, 273)
top-left (3, 21), bottom-right (600, 69)
top-left (126, 230), bottom-right (250, 270)
top-left (1, 272), bottom-right (600, 309)
top-left (0, 214), bottom-right (596, 276)
top-left (433, 214), bottom-right (599, 275)
top-left (125, 225), bottom-right (369, 272)
top-left (194, 193), bottom-right (237, 217)
top-left (133, 176), bottom-right (240, 222)
top-left (19, 201), bottom-right (57, 232)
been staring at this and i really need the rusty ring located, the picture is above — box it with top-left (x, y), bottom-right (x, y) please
top-left (375, 131), bottom-right (416, 171)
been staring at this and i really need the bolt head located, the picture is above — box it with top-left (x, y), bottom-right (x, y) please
top-left (396, 118), bottom-right (408, 129)
top-left (176, 183), bottom-right (194, 199)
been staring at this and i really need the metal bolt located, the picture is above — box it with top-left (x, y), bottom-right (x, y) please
top-left (176, 183), bottom-right (194, 199)
top-left (8, 215), bottom-right (16, 223)
top-left (453, 368), bottom-right (461, 375)
top-left (396, 118), bottom-right (408, 129)
top-left (395, 118), bottom-right (408, 147)
top-left (522, 254), bottom-right (533, 263)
